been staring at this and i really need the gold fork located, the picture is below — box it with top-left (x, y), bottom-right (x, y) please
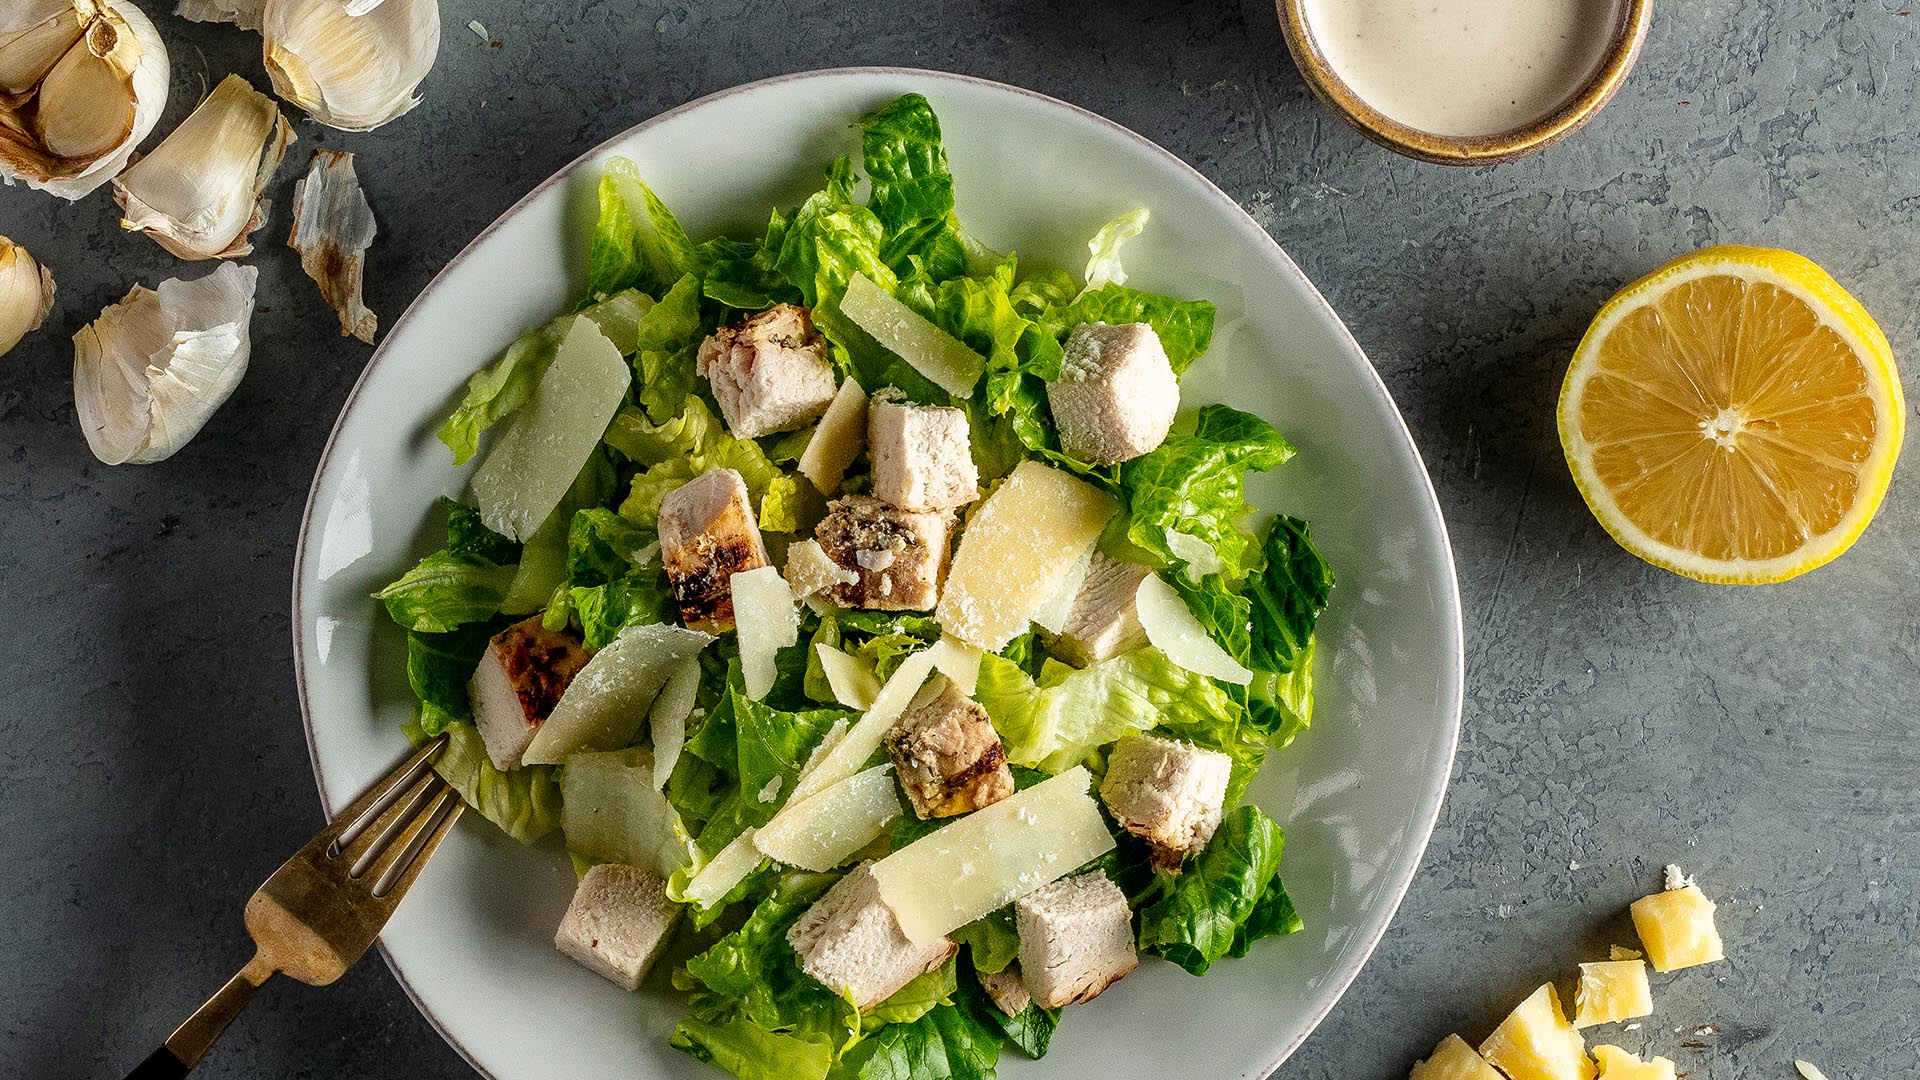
top-left (124, 734), bottom-right (465, 1079)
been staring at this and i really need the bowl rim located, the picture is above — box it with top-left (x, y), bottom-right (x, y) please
top-left (1276, 0), bottom-right (1655, 165)
top-left (291, 65), bottom-right (1467, 1080)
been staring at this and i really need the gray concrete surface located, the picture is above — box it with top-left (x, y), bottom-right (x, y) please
top-left (3, 1), bottom-right (1916, 1077)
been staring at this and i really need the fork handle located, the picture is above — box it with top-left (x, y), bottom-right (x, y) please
top-left (125, 955), bottom-right (275, 1079)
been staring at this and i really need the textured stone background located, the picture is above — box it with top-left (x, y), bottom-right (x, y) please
top-left (3, 2), bottom-right (1915, 1078)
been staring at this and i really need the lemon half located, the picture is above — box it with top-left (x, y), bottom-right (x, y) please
top-left (1558, 246), bottom-right (1905, 584)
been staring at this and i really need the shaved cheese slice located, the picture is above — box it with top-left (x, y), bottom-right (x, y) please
top-left (1134, 572), bottom-right (1253, 685)
top-left (522, 623), bottom-right (711, 764)
top-left (649, 656), bottom-right (701, 790)
top-left (755, 764), bottom-right (900, 871)
top-left (841, 272), bottom-right (984, 397)
top-left (870, 766), bottom-right (1115, 945)
top-left (928, 635), bottom-right (983, 696)
top-left (815, 643), bottom-right (881, 709)
top-left (791, 649), bottom-right (936, 802)
top-left (558, 748), bottom-right (693, 879)
top-left (1029, 544), bottom-right (1094, 634)
top-left (797, 378), bottom-right (868, 494)
top-left (471, 316), bottom-right (629, 541)
top-left (732, 565), bottom-right (799, 700)
top-left (679, 828), bottom-right (764, 909)
top-left (937, 461), bottom-right (1117, 650)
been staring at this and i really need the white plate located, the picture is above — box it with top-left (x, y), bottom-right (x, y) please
top-left (295, 68), bottom-right (1464, 1080)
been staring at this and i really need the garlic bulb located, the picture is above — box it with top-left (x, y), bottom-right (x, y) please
top-left (73, 263), bottom-right (258, 464)
top-left (262, 0), bottom-right (439, 132)
top-left (288, 147), bottom-right (377, 342)
top-left (112, 74), bottom-right (294, 261)
top-left (0, 237), bottom-right (56, 356)
top-left (0, 0), bottom-right (169, 200)
top-left (173, 0), bottom-right (262, 30)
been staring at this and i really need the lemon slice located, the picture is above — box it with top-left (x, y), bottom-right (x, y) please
top-left (1558, 246), bottom-right (1904, 583)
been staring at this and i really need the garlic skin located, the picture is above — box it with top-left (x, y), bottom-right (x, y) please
top-left (73, 263), bottom-right (258, 465)
top-left (112, 74), bottom-right (295, 261)
top-left (173, 0), bottom-right (262, 30)
top-left (263, 0), bottom-right (440, 132)
top-left (0, 237), bottom-right (56, 356)
top-left (288, 147), bottom-right (377, 342)
top-left (0, 0), bottom-right (169, 200)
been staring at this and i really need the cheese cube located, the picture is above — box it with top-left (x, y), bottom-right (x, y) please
top-left (1573, 960), bottom-right (1652, 1028)
top-left (1410, 1034), bottom-right (1504, 1080)
top-left (1479, 984), bottom-right (1596, 1080)
top-left (936, 461), bottom-right (1117, 650)
top-left (1629, 884), bottom-right (1724, 972)
top-left (1592, 1045), bottom-right (1677, 1080)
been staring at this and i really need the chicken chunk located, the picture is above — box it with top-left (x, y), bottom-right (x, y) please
top-left (696, 304), bottom-right (839, 438)
top-left (1046, 322), bottom-right (1179, 465)
top-left (1014, 871), bottom-right (1138, 1008)
top-left (1044, 552), bottom-right (1151, 666)
top-left (553, 863), bottom-right (684, 991)
top-left (884, 679), bottom-right (1014, 819)
top-left (868, 389), bottom-right (978, 512)
top-left (1099, 734), bottom-right (1231, 865)
top-left (468, 615), bottom-right (591, 770)
top-left (657, 468), bottom-right (770, 632)
top-left (787, 862), bottom-right (956, 1010)
top-left (801, 495), bottom-right (950, 611)
top-left (977, 965), bottom-right (1031, 1017)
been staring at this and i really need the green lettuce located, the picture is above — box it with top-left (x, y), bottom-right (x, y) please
top-left (866, 960), bottom-right (957, 1028)
top-left (405, 624), bottom-right (491, 735)
top-left (374, 551), bottom-right (516, 633)
top-left (951, 911), bottom-right (1019, 974)
top-left (590, 158), bottom-right (695, 299)
top-left (558, 746), bottom-right (694, 878)
top-left (607, 397), bottom-right (784, 525)
top-left (563, 507), bottom-right (674, 650)
top-left (1080, 208), bottom-right (1149, 293)
top-left (435, 290), bottom-right (651, 465)
top-left (670, 1017), bottom-right (833, 1080)
top-left (444, 498), bottom-right (517, 563)
top-left (683, 871), bottom-right (846, 1033)
top-left (960, 973), bottom-right (1059, 1060)
top-left (1136, 805), bottom-right (1301, 974)
top-left (1245, 515), bottom-right (1333, 673)
top-left (1119, 405), bottom-right (1294, 579)
top-left (858, 93), bottom-right (955, 235)
top-left (430, 721), bottom-right (560, 843)
top-left (631, 274), bottom-right (706, 424)
top-left (693, 233), bottom-right (801, 312)
top-left (976, 648), bottom-right (1243, 773)
top-left (831, 1001), bottom-right (1001, 1080)
top-left (1045, 281), bottom-right (1214, 373)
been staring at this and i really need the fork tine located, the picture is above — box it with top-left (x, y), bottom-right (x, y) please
top-left (318, 734), bottom-right (448, 851)
top-left (329, 760), bottom-right (442, 869)
top-left (367, 785), bottom-right (465, 910)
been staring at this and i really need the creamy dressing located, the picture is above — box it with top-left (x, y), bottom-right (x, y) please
top-left (1305, 0), bottom-right (1622, 137)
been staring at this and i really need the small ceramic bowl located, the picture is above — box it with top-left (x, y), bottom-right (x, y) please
top-left (1277, 0), bottom-right (1654, 165)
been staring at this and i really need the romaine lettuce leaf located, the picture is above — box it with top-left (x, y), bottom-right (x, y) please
top-left (959, 971), bottom-right (1059, 1060)
top-left (1245, 515), bottom-right (1333, 674)
top-left (977, 647), bottom-right (1242, 773)
top-left (430, 721), bottom-right (561, 843)
top-left (570, 575), bottom-right (674, 652)
top-left (1119, 405), bottom-right (1294, 580)
top-left (831, 1001), bottom-right (1001, 1080)
top-left (565, 507), bottom-right (657, 586)
top-left (591, 158), bottom-right (695, 299)
top-left (858, 93), bottom-right (955, 234)
top-left (632, 274), bottom-right (707, 424)
top-left (405, 624), bottom-right (490, 732)
top-left (444, 497), bottom-right (518, 563)
top-left (1045, 281), bottom-right (1214, 373)
top-left (865, 959), bottom-right (957, 1028)
top-left (1136, 804), bottom-right (1301, 974)
top-left (373, 550), bottom-right (517, 633)
top-left (607, 397), bottom-right (784, 525)
top-left (951, 910), bottom-right (1019, 975)
top-left (1081, 208), bottom-right (1149, 293)
top-left (670, 1016), bottom-right (834, 1080)
top-left (682, 870), bottom-right (845, 1033)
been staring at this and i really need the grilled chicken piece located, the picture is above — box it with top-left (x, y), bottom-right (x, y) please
top-left (469, 615), bottom-right (591, 770)
top-left (696, 304), bottom-right (838, 438)
top-left (884, 679), bottom-right (1014, 819)
top-left (658, 468), bottom-right (770, 632)
top-left (800, 495), bottom-right (950, 611)
top-left (1014, 870), bottom-right (1138, 1008)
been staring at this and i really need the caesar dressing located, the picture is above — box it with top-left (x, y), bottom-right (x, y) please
top-left (1305, 0), bottom-right (1623, 137)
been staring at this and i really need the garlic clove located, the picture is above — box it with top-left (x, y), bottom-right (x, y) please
top-left (112, 74), bottom-right (294, 261)
top-left (0, 237), bottom-right (56, 356)
top-left (262, 0), bottom-right (439, 132)
top-left (0, 0), bottom-right (168, 200)
top-left (0, 2), bottom-right (87, 94)
top-left (73, 263), bottom-right (257, 465)
top-left (287, 147), bottom-right (378, 342)
top-left (173, 0), bottom-right (263, 30)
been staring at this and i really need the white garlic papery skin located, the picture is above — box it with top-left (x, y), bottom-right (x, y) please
top-left (262, 0), bottom-right (440, 132)
top-left (0, 237), bottom-right (56, 355)
top-left (112, 74), bottom-right (295, 260)
top-left (288, 147), bottom-right (378, 343)
top-left (73, 263), bottom-right (258, 465)
top-left (0, 0), bottom-right (169, 199)
top-left (173, 0), bottom-right (263, 31)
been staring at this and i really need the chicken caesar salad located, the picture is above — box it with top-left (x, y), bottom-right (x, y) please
top-left (373, 93), bottom-right (1334, 1080)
